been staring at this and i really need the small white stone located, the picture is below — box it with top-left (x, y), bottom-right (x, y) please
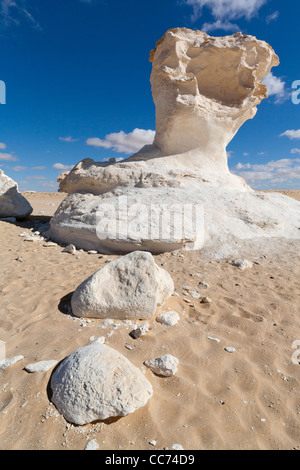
top-left (130, 322), bottom-right (149, 339)
top-left (172, 444), bottom-right (184, 450)
top-left (156, 310), bottom-right (180, 327)
top-left (207, 336), bottom-right (221, 343)
top-left (149, 440), bottom-right (157, 446)
top-left (24, 360), bottom-right (58, 373)
top-left (0, 355), bottom-right (24, 371)
top-left (85, 439), bottom-right (99, 450)
top-left (225, 347), bottom-right (236, 353)
top-left (231, 259), bottom-right (253, 270)
top-left (102, 319), bottom-right (114, 327)
top-left (200, 296), bottom-right (212, 303)
top-left (63, 244), bottom-right (76, 254)
top-left (144, 354), bottom-right (179, 377)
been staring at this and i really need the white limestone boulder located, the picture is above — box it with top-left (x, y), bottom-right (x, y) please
top-left (50, 340), bottom-right (153, 425)
top-left (71, 251), bottom-right (174, 319)
top-left (0, 170), bottom-right (32, 218)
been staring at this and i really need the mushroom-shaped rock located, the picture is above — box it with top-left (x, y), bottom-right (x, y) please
top-left (0, 170), bottom-right (32, 218)
top-left (50, 340), bottom-right (153, 425)
top-left (71, 251), bottom-right (174, 319)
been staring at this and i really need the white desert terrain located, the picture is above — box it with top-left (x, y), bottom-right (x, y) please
top-left (1, 27), bottom-right (300, 451)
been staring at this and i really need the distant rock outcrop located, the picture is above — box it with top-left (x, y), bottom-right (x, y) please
top-left (0, 170), bottom-right (32, 218)
top-left (48, 28), bottom-right (300, 257)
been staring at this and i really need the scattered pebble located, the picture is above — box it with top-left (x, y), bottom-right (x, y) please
top-left (144, 354), bottom-right (179, 377)
top-left (200, 296), bottom-right (212, 303)
top-left (172, 444), bottom-right (184, 450)
top-left (156, 310), bottom-right (180, 326)
top-left (0, 355), bottom-right (24, 371)
top-left (62, 244), bottom-right (76, 255)
top-left (149, 440), bottom-right (157, 446)
top-left (85, 439), bottom-right (99, 450)
top-left (207, 336), bottom-right (221, 343)
top-left (24, 360), bottom-right (58, 373)
top-left (130, 322), bottom-right (149, 339)
top-left (231, 259), bottom-right (253, 270)
top-left (199, 281), bottom-right (209, 289)
top-left (224, 347), bottom-right (236, 353)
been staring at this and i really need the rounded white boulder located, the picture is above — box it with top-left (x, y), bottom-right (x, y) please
top-left (50, 340), bottom-right (153, 425)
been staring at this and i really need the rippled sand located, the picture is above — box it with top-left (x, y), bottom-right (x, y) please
top-left (0, 191), bottom-right (299, 450)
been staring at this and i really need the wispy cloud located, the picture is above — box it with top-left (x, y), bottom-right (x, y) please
top-left (266, 10), bottom-right (279, 24)
top-left (86, 128), bottom-right (155, 155)
top-left (0, 142), bottom-right (6, 149)
top-left (280, 129), bottom-right (300, 140)
top-left (185, 0), bottom-right (267, 32)
top-left (233, 158), bottom-right (300, 186)
top-left (0, 152), bottom-right (18, 161)
top-left (31, 165), bottom-right (46, 170)
top-left (59, 136), bottom-right (79, 143)
top-left (11, 165), bottom-right (27, 171)
top-left (262, 73), bottom-right (290, 104)
top-left (0, 0), bottom-right (42, 30)
top-left (52, 163), bottom-right (75, 170)
top-left (26, 175), bottom-right (46, 180)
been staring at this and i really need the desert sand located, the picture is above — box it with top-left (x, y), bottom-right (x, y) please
top-left (0, 190), bottom-right (299, 450)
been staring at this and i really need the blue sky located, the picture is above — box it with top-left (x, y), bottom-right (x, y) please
top-left (0, 0), bottom-right (299, 191)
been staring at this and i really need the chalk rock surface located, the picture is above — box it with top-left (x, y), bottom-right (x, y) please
top-left (0, 170), bottom-right (32, 218)
top-left (50, 340), bottom-right (153, 425)
top-left (48, 29), bottom-right (300, 257)
top-left (71, 251), bottom-right (174, 319)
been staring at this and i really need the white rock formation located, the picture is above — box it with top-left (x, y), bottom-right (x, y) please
top-left (0, 170), bottom-right (32, 218)
top-left (144, 354), bottom-right (179, 377)
top-left (50, 340), bottom-right (153, 425)
top-left (150, 28), bottom-right (279, 159)
top-left (48, 28), bottom-right (300, 257)
top-left (71, 251), bottom-right (174, 319)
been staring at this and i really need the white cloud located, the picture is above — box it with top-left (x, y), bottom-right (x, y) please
top-left (86, 128), bottom-right (155, 155)
top-left (0, 152), bottom-right (18, 161)
top-left (59, 136), bottom-right (79, 143)
top-left (31, 165), bottom-right (46, 170)
top-left (0, 142), bottom-right (6, 149)
top-left (0, 0), bottom-right (42, 29)
top-left (26, 175), bottom-right (46, 180)
top-left (291, 149), bottom-right (300, 154)
top-left (185, 0), bottom-right (267, 30)
top-left (37, 180), bottom-right (58, 190)
top-left (280, 130), bottom-right (300, 140)
top-left (262, 73), bottom-right (289, 104)
top-left (12, 165), bottom-right (27, 171)
top-left (202, 19), bottom-right (239, 33)
top-left (233, 158), bottom-right (300, 186)
top-left (52, 163), bottom-right (75, 170)
top-left (266, 10), bottom-right (279, 23)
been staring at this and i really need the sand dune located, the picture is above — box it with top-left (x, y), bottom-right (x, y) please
top-left (0, 191), bottom-right (300, 450)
